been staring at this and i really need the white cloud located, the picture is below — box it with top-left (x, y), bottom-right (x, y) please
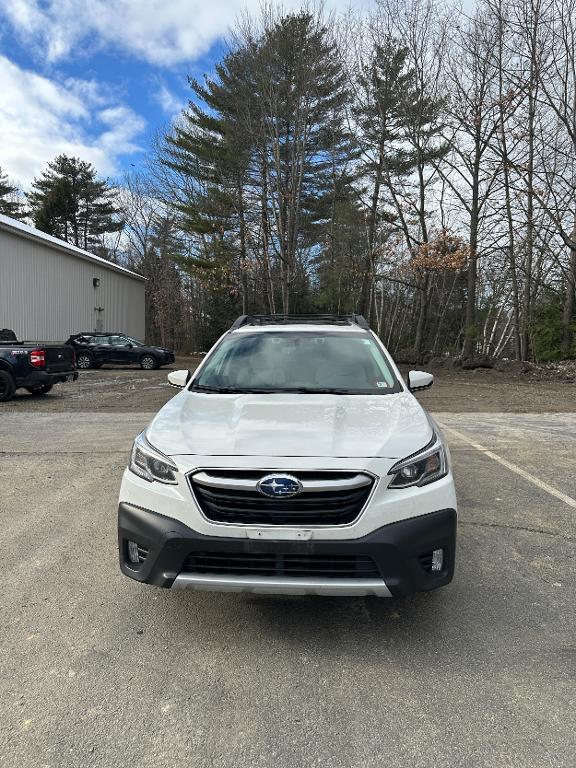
top-left (0, 55), bottom-right (145, 187)
top-left (1, 0), bottom-right (372, 67)
top-left (154, 82), bottom-right (186, 117)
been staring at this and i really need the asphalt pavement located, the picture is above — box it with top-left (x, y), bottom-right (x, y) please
top-left (0, 411), bottom-right (575, 767)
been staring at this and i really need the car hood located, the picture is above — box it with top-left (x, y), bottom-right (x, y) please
top-left (147, 391), bottom-right (433, 459)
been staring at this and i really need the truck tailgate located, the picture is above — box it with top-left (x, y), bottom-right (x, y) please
top-left (44, 345), bottom-right (75, 372)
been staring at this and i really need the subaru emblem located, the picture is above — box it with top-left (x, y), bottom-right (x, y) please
top-left (257, 474), bottom-right (303, 498)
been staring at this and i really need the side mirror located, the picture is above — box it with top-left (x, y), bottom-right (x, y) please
top-left (408, 370), bottom-right (434, 392)
top-left (168, 370), bottom-right (190, 388)
top-left (127, 343), bottom-right (133, 348)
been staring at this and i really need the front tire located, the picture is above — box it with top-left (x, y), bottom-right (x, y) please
top-left (140, 355), bottom-right (157, 370)
top-left (76, 352), bottom-right (93, 369)
top-left (25, 384), bottom-right (53, 396)
top-left (0, 371), bottom-right (16, 402)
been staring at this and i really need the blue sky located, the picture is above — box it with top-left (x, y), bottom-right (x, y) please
top-left (0, 0), bottom-right (371, 190)
top-left (0, 0), bottom-right (238, 187)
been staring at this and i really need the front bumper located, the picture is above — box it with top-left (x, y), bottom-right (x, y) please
top-left (118, 503), bottom-right (456, 597)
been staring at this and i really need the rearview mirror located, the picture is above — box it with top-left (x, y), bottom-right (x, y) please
top-left (168, 370), bottom-right (190, 388)
top-left (408, 370), bottom-right (434, 392)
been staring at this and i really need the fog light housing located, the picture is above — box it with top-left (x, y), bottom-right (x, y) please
top-left (431, 548), bottom-right (444, 572)
top-left (127, 540), bottom-right (140, 564)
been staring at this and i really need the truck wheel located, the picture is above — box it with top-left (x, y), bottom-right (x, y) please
top-left (76, 353), bottom-right (93, 369)
top-left (140, 355), bottom-right (157, 370)
top-left (25, 384), bottom-right (54, 396)
top-left (0, 371), bottom-right (15, 402)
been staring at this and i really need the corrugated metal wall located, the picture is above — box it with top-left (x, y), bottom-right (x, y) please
top-left (0, 229), bottom-right (145, 342)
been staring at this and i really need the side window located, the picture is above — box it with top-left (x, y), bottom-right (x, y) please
top-left (109, 336), bottom-right (125, 346)
top-left (98, 336), bottom-right (113, 346)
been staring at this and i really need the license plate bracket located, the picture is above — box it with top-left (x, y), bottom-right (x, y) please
top-left (245, 528), bottom-right (313, 541)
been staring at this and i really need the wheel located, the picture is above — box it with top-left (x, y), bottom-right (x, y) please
top-left (25, 384), bottom-right (53, 396)
top-left (76, 352), bottom-right (93, 369)
top-left (0, 371), bottom-right (16, 402)
top-left (139, 354), bottom-right (157, 370)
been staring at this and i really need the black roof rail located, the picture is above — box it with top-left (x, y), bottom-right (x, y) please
top-left (229, 314), bottom-right (371, 330)
top-left (229, 315), bottom-right (248, 330)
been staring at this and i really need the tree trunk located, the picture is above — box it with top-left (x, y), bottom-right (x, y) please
top-left (260, 151), bottom-right (275, 314)
top-left (495, 1), bottom-right (521, 360)
top-left (361, 133), bottom-right (387, 319)
top-left (561, 241), bottom-right (576, 356)
top-left (414, 273), bottom-right (430, 360)
top-left (238, 179), bottom-right (248, 315)
top-left (463, 135), bottom-right (481, 359)
top-left (521, 71), bottom-right (536, 360)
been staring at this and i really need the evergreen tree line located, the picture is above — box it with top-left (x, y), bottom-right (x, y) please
top-left (0, 157), bottom-right (120, 250)
top-left (2, 0), bottom-right (575, 361)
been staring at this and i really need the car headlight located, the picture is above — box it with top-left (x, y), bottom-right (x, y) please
top-left (129, 431), bottom-right (178, 484)
top-left (388, 435), bottom-right (448, 489)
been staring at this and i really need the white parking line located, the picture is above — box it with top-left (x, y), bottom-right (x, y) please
top-left (443, 426), bottom-right (576, 510)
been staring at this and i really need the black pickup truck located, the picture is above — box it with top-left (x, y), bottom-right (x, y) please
top-left (0, 329), bottom-right (78, 402)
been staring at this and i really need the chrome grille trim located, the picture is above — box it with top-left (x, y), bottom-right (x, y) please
top-left (187, 469), bottom-right (378, 527)
top-left (192, 470), bottom-right (373, 493)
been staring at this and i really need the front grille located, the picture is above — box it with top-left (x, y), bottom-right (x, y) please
top-left (189, 470), bottom-right (375, 526)
top-left (182, 551), bottom-right (380, 579)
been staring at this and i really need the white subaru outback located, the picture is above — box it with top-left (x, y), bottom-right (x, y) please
top-left (118, 314), bottom-right (457, 597)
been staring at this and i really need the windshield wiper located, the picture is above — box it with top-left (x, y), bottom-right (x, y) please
top-left (190, 385), bottom-right (247, 393)
top-left (190, 385), bottom-right (285, 394)
top-left (281, 387), bottom-right (353, 394)
top-left (191, 385), bottom-right (361, 395)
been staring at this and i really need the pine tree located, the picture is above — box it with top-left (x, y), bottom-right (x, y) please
top-left (0, 167), bottom-right (24, 219)
top-left (255, 12), bottom-right (351, 311)
top-left (162, 11), bottom-right (352, 314)
top-left (27, 155), bottom-right (122, 250)
top-left (353, 38), bottom-right (423, 317)
top-left (354, 34), bottom-right (448, 344)
top-left (163, 45), bottom-right (257, 314)
top-left (141, 216), bottom-right (184, 348)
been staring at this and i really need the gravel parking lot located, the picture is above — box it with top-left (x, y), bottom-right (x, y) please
top-left (4, 356), bottom-right (576, 412)
top-left (1, 368), bottom-right (575, 767)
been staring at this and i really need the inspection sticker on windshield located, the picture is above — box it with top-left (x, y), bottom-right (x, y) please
top-left (376, 381), bottom-right (388, 388)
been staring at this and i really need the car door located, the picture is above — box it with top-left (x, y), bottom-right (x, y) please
top-left (91, 335), bottom-right (114, 363)
top-left (108, 335), bottom-right (137, 364)
top-left (119, 336), bottom-right (142, 363)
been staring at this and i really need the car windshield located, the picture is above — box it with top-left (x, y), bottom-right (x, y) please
top-left (191, 331), bottom-right (402, 394)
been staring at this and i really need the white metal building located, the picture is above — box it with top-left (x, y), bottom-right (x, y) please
top-left (0, 214), bottom-right (145, 342)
